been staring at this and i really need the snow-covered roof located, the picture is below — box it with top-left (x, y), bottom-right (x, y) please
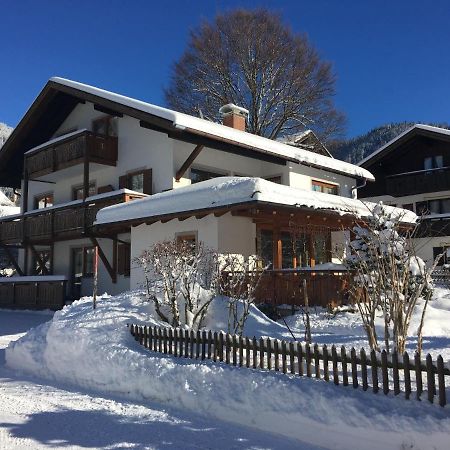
top-left (95, 177), bottom-right (416, 226)
top-left (359, 124), bottom-right (450, 167)
top-left (50, 77), bottom-right (374, 181)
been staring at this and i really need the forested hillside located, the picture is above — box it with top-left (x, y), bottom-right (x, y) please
top-left (330, 122), bottom-right (450, 164)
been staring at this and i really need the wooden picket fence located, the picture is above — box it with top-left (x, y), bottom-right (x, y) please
top-left (128, 324), bottom-right (449, 407)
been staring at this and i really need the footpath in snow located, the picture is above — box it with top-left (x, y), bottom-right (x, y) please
top-left (6, 292), bottom-right (450, 450)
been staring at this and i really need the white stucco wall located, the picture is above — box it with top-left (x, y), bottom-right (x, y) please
top-left (413, 237), bottom-right (450, 267)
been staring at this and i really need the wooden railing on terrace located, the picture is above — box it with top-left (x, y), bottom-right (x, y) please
top-left (26, 130), bottom-right (118, 178)
top-left (0, 190), bottom-right (145, 244)
top-left (254, 269), bottom-right (352, 308)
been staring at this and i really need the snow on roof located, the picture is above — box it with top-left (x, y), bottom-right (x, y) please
top-left (359, 124), bottom-right (450, 166)
top-left (50, 77), bottom-right (374, 181)
top-left (95, 177), bottom-right (416, 226)
top-left (25, 129), bottom-right (88, 155)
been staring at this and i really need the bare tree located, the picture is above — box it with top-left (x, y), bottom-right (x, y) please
top-left (345, 203), bottom-right (440, 354)
top-left (137, 239), bottom-right (219, 330)
top-left (165, 9), bottom-right (345, 142)
top-left (219, 254), bottom-right (265, 336)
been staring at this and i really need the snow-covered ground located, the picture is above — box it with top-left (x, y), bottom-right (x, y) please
top-left (5, 291), bottom-right (450, 450)
top-left (0, 309), bottom-right (310, 449)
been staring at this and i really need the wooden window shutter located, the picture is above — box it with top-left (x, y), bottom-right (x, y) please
top-left (143, 168), bottom-right (152, 195)
top-left (119, 175), bottom-right (128, 189)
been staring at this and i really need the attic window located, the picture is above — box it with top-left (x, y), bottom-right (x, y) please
top-left (424, 156), bottom-right (443, 170)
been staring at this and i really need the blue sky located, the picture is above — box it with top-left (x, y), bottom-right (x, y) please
top-left (1, 0), bottom-right (449, 137)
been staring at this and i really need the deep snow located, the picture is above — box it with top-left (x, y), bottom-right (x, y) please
top-left (6, 292), bottom-right (450, 450)
top-left (0, 309), bottom-right (311, 449)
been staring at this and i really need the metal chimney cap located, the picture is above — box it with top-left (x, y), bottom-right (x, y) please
top-left (219, 103), bottom-right (249, 117)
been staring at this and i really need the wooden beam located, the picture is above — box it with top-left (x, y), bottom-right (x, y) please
top-left (175, 144), bottom-right (204, 181)
top-left (195, 213), bottom-right (208, 220)
top-left (90, 238), bottom-right (117, 283)
top-left (214, 211), bottom-right (228, 217)
top-left (1, 245), bottom-right (24, 276)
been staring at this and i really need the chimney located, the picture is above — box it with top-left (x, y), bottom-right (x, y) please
top-left (219, 103), bottom-right (249, 132)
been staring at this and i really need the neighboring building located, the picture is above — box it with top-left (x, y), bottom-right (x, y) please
top-left (359, 124), bottom-right (450, 267)
top-left (0, 77), bottom-right (408, 309)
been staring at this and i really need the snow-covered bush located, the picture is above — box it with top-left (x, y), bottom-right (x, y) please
top-left (345, 202), bottom-right (440, 354)
top-left (219, 254), bottom-right (264, 336)
top-left (137, 239), bottom-right (219, 330)
top-left (137, 240), bottom-right (265, 333)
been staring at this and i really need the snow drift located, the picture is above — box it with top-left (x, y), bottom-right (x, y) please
top-left (6, 291), bottom-right (450, 450)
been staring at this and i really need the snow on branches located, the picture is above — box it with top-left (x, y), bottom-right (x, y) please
top-left (345, 202), bottom-right (439, 354)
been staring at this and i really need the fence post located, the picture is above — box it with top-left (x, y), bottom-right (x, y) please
top-left (415, 352), bottom-right (423, 401)
top-left (323, 344), bottom-right (329, 382)
top-left (305, 344), bottom-right (312, 377)
top-left (219, 332), bottom-right (224, 362)
top-left (173, 328), bottom-right (178, 357)
top-left (232, 335), bottom-right (237, 366)
top-left (238, 335), bottom-right (244, 367)
top-left (289, 341), bottom-right (295, 375)
top-left (282, 341), bottom-right (287, 374)
top-left (267, 338), bottom-right (272, 371)
top-left (360, 348), bottom-right (368, 391)
top-left (201, 330), bottom-right (207, 360)
top-left (297, 342), bottom-right (304, 377)
top-left (437, 355), bottom-right (446, 407)
top-left (207, 331), bottom-right (212, 360)
top-left (195, 330), bottom-right (201, 359)
top-left (274, 340), bottom-right (279, 372)
top-left (225, 334), bottom-right (231, 364)
top-left (371, 349), bottom-right (379, 393)
top-left (259, 337), bottom-right (264, 369)
top-left (403, 352), bottom-right (411, 400)
top-left (252, 337), bottom-right (257, 369)
top-left (163, 328), bottom-right (168, 354)
top-left (314, 344), bottom-right (320, 379)
top-left (341, 346), bottom-right (348, 386)
top-left (392, 351), bottom-right (400, 395)
top-left (351, 347), bottom-right (358, 389)
top-left (213, 332), bottom-right (218, 362)
top-left (381, 350), bottom-right (389, 395)
top-left (190, 330), bottom-right (195, 359)
top-left (426, 354), bottom-right (435, 404)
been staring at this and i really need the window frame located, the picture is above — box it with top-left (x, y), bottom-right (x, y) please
top-left (190, 166), bottom-right (228, 184)
top-left (34, 192), bottom-right (54, 209)
top-left (71, 246), bottom-right (96, 278)
top-left (72, 182), bottom-right (96, 201)
top-left (311, 179), bottom-right (339, 195)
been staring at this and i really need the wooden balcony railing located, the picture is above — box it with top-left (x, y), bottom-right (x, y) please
top-left (385, 167), bottom-right (450, 196)
top-left (0, 190), bottom-right (146, 244)
top-left (25, 130), bottom-right (118, 179)
top-left (255, 269), bottom-right (353, 308)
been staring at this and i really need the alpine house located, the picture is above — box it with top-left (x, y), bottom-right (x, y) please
top-left (0, 77), bottom-right (412, 309)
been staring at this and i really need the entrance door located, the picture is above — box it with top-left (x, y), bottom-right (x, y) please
top-left (71, 248), bottom-right (83, 299)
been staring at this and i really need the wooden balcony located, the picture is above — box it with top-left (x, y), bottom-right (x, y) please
top-left (386, 167), bottom-right (450, 196)
top-left (25, 130), bottom-right (118, 179)
top-left (0, 190), bottom-right (146, 244)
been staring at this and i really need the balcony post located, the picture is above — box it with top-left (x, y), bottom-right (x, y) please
top-left (23, 158), bottom-right (29, 214)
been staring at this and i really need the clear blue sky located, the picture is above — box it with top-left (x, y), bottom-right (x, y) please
top-left (1, 0), bottom-right (450, 138)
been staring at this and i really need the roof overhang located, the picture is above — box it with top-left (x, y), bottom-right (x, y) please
top-left (359, 125), bottom-right (450, 168)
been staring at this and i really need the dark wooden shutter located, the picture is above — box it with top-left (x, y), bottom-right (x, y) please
top-left (142, 169), bottom-right (152, 195)
top-left (117, 243), bottom-right (130, 276)
top-left (119, 175), bottom-right (128, 189)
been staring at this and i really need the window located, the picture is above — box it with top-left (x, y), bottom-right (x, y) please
top-left (33, 248), bottom-right (51, 275)
top-left (72, 246), bottom-right (96, 277)
top-left (117, 243), bottom-right (131, 276)
top-left (73, 182), bottom-right (96, 200)
top-left (311, 180), bottom-right (339, 195)
top-left (176, 233), bottom-right (197, 250)
top-left (258, 229), bottom-right (274, 267)
top-left (190, 168), bottom-right (227, 184)
top-left (424, 155), bottom-right (444, 170)
top-left (34, 193), bottom-right (53, 209)
top-left (416, 198), bottom-right (450, 216)
top-left (92, 116), bottom-right (117, 137)
top-left (119, 169), bottom-right (152, 194)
